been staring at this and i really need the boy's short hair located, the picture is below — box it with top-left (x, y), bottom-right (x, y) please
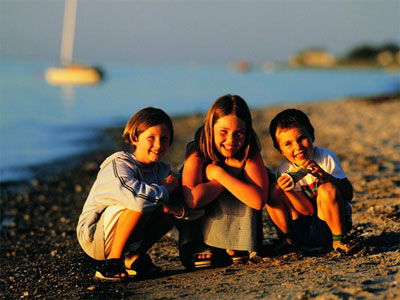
top-left (269, 108), bottom-right (315, 150)
top-left (123, 107), bottom-right (174, 148)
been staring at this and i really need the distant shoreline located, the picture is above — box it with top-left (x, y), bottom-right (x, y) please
top-left (1, 91), bottom-right (397, 190)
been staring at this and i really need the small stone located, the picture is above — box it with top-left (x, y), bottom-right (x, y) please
top-left (75, 185), bottom-right (82, 193)
top-left (31, 179), bottom-right (39, 188)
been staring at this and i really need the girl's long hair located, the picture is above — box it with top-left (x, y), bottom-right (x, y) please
top-left (196, 94), bottom-right (260, 163)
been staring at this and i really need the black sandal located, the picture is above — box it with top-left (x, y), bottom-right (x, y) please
top-left (126, 254), bottom-right (161, 277)
top-left (94, 258), bottom-right (129, 282)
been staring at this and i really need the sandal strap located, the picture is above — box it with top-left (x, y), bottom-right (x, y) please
top-left (95, 258), bottom-right (128, 281)
top-left (106, 258), bottom-right (124, 267)
top-left (128, 254), bottom-right (161, 274)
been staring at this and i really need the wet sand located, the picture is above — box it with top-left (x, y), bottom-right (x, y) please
top-left (1, 94), bottom-right (399, 299)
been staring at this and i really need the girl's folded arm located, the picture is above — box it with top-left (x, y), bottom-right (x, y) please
top-left (208, 152), bottom-right (268, 210)
top-left (181, 150), bottom-right (224, 209)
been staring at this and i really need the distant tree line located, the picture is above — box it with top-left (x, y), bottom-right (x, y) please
top-left (346, 42), bottom-right (399, 60)
top-left (288, 42), bottom-right (400, 68)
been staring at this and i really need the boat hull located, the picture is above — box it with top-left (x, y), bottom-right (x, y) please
top-left (45, 66), bottom-right (101, 85)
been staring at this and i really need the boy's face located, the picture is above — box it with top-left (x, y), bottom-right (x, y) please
top-left (276, 126), bottom-right (313, 166)
top-left (133, 124), bottom-right (171, 165)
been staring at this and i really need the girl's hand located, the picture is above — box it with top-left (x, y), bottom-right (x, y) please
top-left (277, 174), bottom-right (295, 192)
top-left (163, 173), bottom-right (179, 193)
top-left (162, 202), bottom-right (184, 217)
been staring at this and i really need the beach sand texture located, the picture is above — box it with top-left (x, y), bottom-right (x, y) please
top-left (1, 94), bottom-right (399, 299)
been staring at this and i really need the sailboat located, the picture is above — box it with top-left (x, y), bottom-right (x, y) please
top-left (45, 0), bottom-right (103, 85)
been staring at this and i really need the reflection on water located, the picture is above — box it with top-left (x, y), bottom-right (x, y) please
top-left (61, 86), bottom-right (76, 106)
top-left (1, 60), bottom-right (399, 181)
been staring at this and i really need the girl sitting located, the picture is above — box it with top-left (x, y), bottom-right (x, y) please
top-left (179, 94), bottom-right (269, 268)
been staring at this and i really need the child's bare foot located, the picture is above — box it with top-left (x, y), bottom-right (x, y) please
top-left (226, 249), bottom-right (235, 256)
top-left (226, 249), bottom-right (249, 263)
top-left (197, 252), bottom-right (212, 260)
top-left (193, 247), bottom-right (213, 268)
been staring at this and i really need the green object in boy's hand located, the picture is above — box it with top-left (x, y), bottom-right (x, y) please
top-left (280, 166), bottom-right (308, 188)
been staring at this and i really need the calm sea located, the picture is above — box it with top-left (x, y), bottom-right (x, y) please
top-left (1, 60), bottom-right (399, 182)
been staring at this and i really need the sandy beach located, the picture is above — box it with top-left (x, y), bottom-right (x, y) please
top-left (1, 93), bottom-right (399, 299)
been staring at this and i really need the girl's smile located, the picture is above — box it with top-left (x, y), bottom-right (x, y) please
top-left (213, 114), bottom-right (246, 158)
top-left (276, 126), bottom-right (313, 166)
top-left (133, 124), bottom-right (171, 164)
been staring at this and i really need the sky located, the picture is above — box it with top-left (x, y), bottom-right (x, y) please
top-left (1, 0), bottom-right (399, 65)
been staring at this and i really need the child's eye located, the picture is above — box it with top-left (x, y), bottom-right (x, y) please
top-left (160, 136), bottom-right (169, 144)
top-left (219, 130), bottom-right (227, 136)
top-left (147, 136), bottom-right (155, 141)
top-left (299, 136), bottom-right (308, 143)
top-left (234, 131), bottom-right (244, 139)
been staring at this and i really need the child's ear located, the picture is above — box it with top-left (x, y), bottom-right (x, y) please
top-left (131, 136), bottom-right (138, 146)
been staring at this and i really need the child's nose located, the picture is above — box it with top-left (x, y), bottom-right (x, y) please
top-left (227, 134), bottom-right (235, 143)
top-left (153, 139), bottom-right (161, 149)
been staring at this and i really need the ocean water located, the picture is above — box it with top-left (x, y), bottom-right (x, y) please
top-left (0, 60), bottom-right (399, 182)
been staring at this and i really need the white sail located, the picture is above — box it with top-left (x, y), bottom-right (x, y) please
top-left (60, 0), bottom-right (77, 66)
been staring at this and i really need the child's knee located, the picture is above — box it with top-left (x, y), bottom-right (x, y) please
top-left (317, 182), bottom-right (338, 205)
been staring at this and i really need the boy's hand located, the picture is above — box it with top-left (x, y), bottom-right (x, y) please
top-left (277, 174), bottom-right (295, 192)
top-left (163, 173), bottom-right (179, 193)
top-left (304, 160), bottom-right (329, 183)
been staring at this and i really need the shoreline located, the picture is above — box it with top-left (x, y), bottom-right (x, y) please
top-left (1, 93), bottom-right (399, 299)
top-left (0, 91), bottom-right (396, 187)
top-left (0, 86), bottom-right (398, 186)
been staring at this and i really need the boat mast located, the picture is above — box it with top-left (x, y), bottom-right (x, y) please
top-left (60, 0), bottom-right (77, 67)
